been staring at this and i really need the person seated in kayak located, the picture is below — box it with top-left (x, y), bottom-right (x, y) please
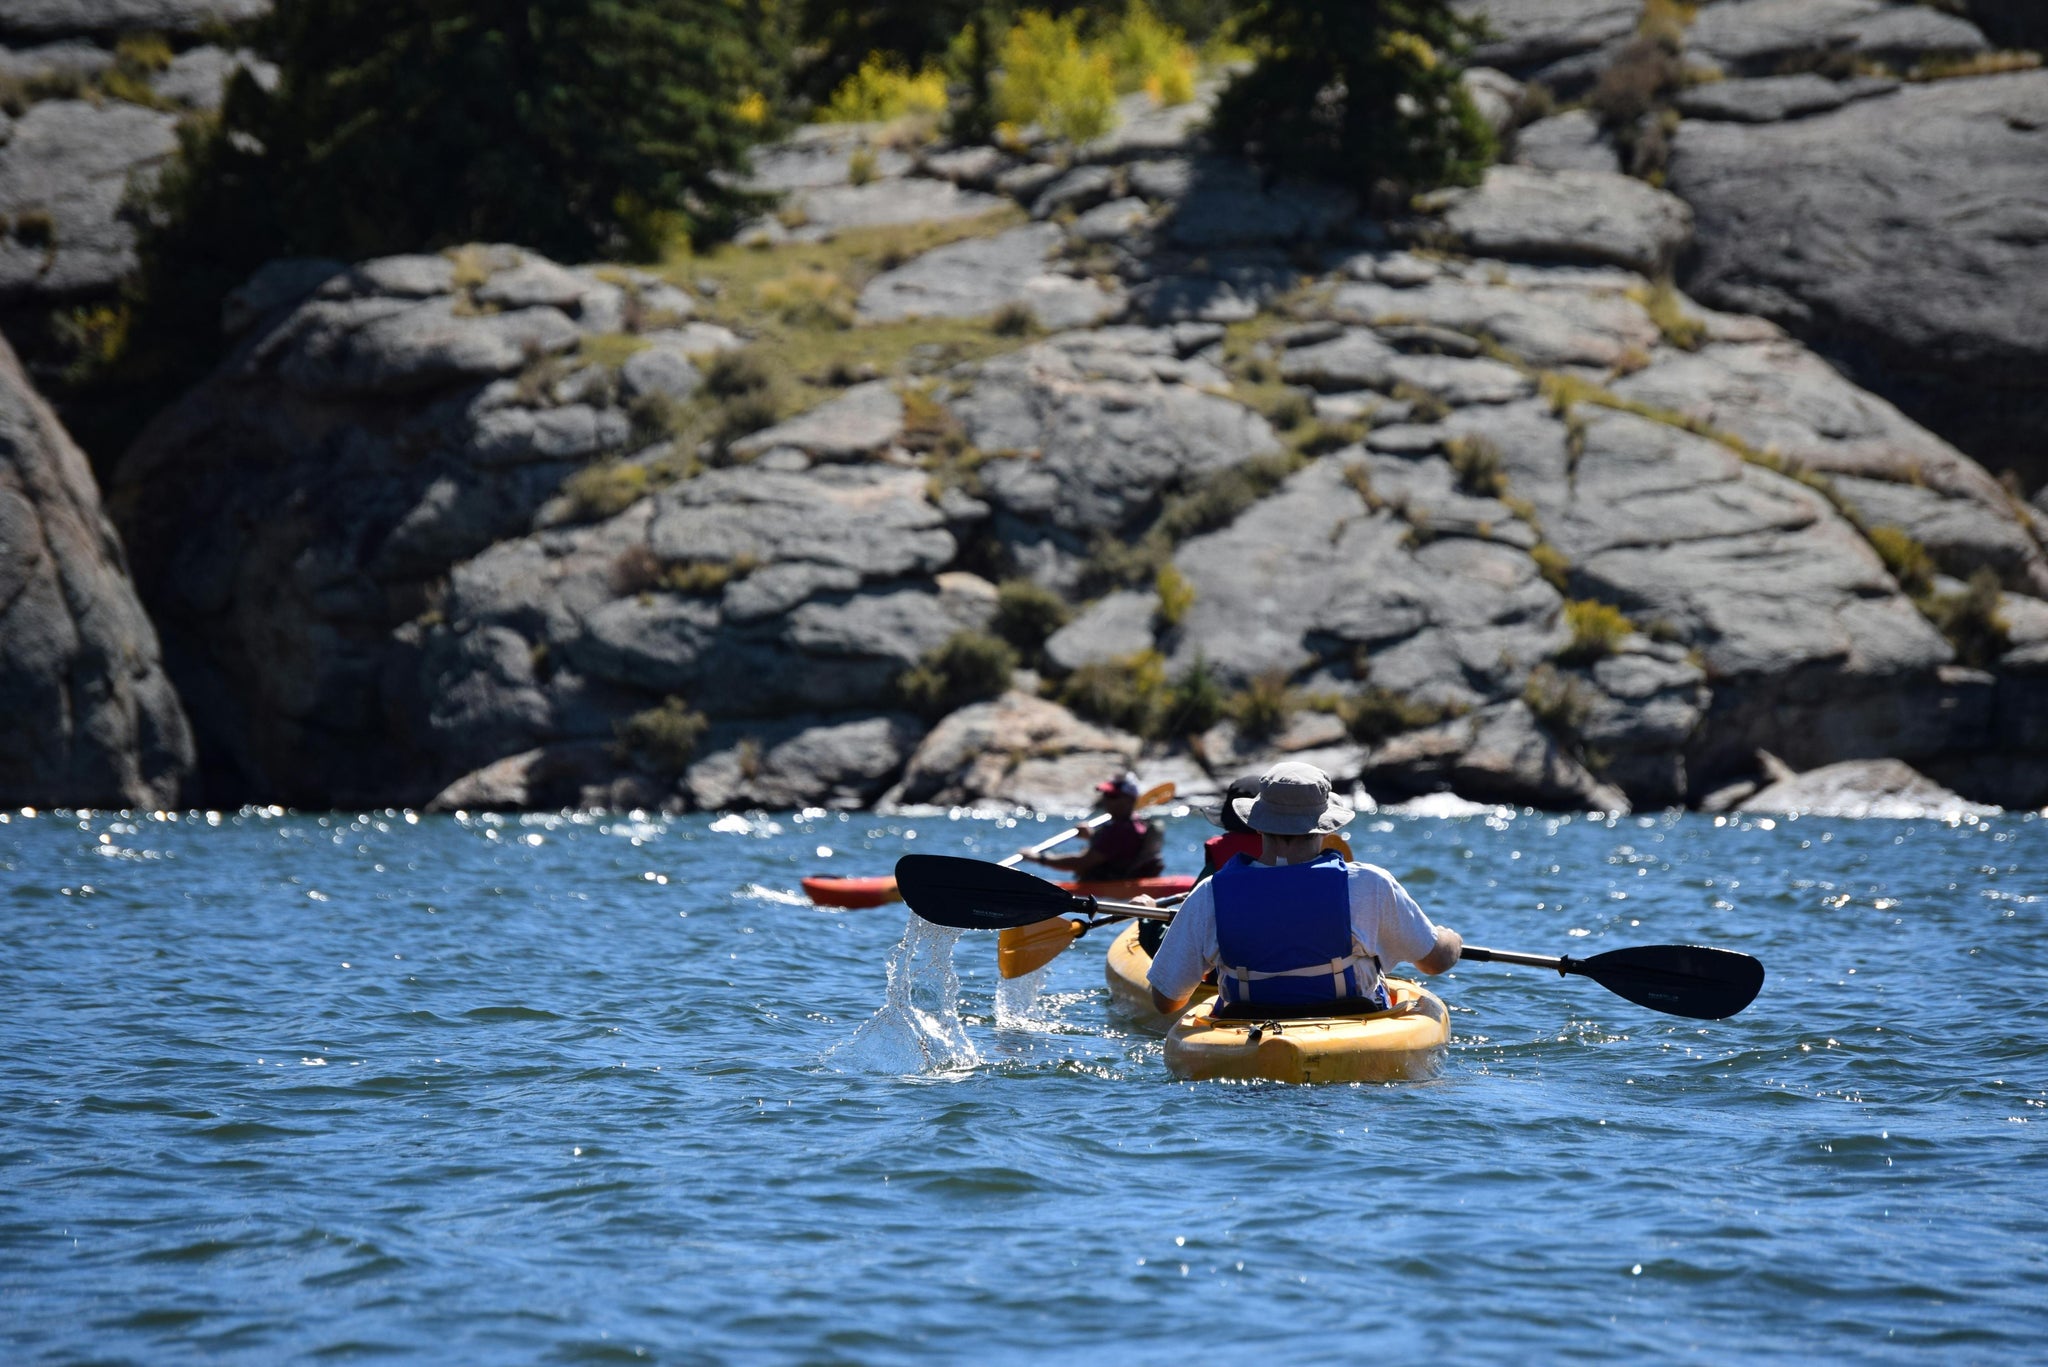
top-left (1198, 774), bottom-right (1359, 880)
top-left (1017, 771), bottom-right (1164, 883)
top-left (1145, 761), bottom-right (1461, 1019)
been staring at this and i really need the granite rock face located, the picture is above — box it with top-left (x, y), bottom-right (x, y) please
top-left (102, 91), bottom-right (2048, 813)
top-left (883, 690), bottom-right (1141, 810)
top-left (0, 332), bottom-right (190, 806)
top-left (0, 2), bottom-right (270, 39)
top-left (1417, 166), bottom-right (1694, 277)
top-left (112, 245), bottom-right (973, 806)
top-left (0, 99), bottom-right (179, 301)
top-left (0, 1), bottom-right (274, 306)
top-left (1668, 71), bottom-right (2048, 490)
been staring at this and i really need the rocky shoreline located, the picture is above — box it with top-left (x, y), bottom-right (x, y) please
top-left (2, 0), bottom-right (2044, 816)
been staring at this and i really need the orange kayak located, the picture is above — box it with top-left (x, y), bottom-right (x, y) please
top-left (802, 872), bottom-right (1196, 909)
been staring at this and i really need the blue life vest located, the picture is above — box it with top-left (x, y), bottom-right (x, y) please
top-left (1211, 851), bottom-right (1378, 1007)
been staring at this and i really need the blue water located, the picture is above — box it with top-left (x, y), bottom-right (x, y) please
top-left (2, 804), bottom-right (2044, 1364)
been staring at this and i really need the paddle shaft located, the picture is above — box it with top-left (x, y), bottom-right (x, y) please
top-left (999, 814), bottom-right (1105, 868)
top-left (1460, 945), bottom-right (1574, 972)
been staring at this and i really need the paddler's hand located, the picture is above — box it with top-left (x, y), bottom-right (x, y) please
top-left (1128, 894), bottom-right (1158, 907)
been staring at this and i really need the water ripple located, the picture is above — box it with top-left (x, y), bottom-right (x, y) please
top-left (1, 808), bottom-right (2044, 1362)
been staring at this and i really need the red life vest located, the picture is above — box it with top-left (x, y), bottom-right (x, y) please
top-left (1202, 831), bottom-right (1263, 877)
top-left (1087, 818), bottom-right (1161, 880)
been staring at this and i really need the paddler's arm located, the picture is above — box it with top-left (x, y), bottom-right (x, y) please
top-left (1022, 845), bottom-right (1104, 874)
top-left (1415, 925), bottom-right (1463, 975)
top-left (1143, 885), bottom-right (1213, 1016)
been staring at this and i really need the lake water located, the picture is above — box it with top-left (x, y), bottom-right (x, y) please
top-left (2, 804), bottom-right (2043, 1364)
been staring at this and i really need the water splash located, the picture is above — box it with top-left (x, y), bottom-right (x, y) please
top-left (732, 883), bottom-right (809, 906)
top-left (827, 913), bottom-right (978, 1074)
top-left (995, 966), bottom-right (1051, 1028)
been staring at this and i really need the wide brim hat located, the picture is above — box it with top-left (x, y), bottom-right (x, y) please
top-left (1229, 761), bottom-right (1355, 836)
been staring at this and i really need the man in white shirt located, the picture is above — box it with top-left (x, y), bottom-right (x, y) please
top-left (1147, 761), bottom-right (1462, 1019)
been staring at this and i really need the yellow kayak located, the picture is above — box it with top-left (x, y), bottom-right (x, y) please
top-left (1163, 980), bottom-right (1450, 1084)
top-left (1104, 923), bottom-right (1450, 1082)
top-left (1103, 922), bottom-right (1211, 1033)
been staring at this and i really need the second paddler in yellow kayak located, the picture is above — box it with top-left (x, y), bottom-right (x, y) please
top-left (1141, 762), bottom-right (1463, 1021)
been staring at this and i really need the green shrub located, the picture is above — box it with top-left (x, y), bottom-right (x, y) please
top-left (11, 208), bottom-right (54, 249)
top-left (990, 300), bottom-right (1038, 336)
top-left (1083, 451), bottom-right (1304, 592)
top-left (1339, 685), bottom-right (1451, 744)
top-left (757, 266), bottom-right (855, 328)
top-left (1296, 418), bottom-right (1366, 458)
top-left (610, 543), bottom-right (664, 594)
top-left (562, 460), bottom-right (652, 521)
top-left (898, 630), bottom-right (1020, 717)
top-left (1154, 563), bottom-right (1196, 629)
top-left (614, 696), bottom-right (709, 774)
top-left (1522, 663), bottom-right (1593, 738)
top-left (1867, 524), bottom-right (1935, 597)
top-left (1924, 568), bottom-right (2011, 668)
top-left (1446, 433), bottom-right (1505, 497)
top-left (1107, 1), bottom-right (1198, 104)
top-left (1060, 650), bottom-right (1172, 737)
top-left (846, 146), bottom-right (879, 186)
top-left (1209, 0), bottom-right (1496, 194)
top-left (992, 578), bottom-right (1072, 657)
top-left (99, 32), bottom-right (176, 107)
top-left (1342, 460), bottom-right (1383, 510)
top-left (1558, 598), bottom-right (1632, 665)
top-left (1529, 541), bottom-right (1571, 593)
top-left (997, 10), bottom-right (1119, 142)
top-left (1228, 671), bottom-right (1298, 741)
top-left (1158, 451), bottom-right (1303, 541)
top-left (663, 554), bottom-right (759, 597)
top-left (704, 349), bottom-right (774, 399)
top-left (822, 52), bottom-right (950, 123)
top-left (1165, 656), bottom-right (1226, 737)
top-left (1634, 280), bottom-right (1706, 351)
top-left (1391, 380), bottom-right (1450, 425)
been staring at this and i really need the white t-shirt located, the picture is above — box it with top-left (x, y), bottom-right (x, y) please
top-left (1146, 860), bottom-right (1442, 1003)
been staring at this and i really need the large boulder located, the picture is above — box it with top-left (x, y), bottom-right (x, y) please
top-left (856, 223), bottom-right (1125, 330)
top-left (1453, 0), bottom-right (1641, 78)
top-left (883, 690), bottom-right (1141, 809)
top-left (0, 98), bottom-right (179, 301)
top-left (0, 2), bottom-right (269, 39)
top-left (685, 713), bottom-right (925, 811)
top-left (953, 331), bottom-right (1280, 587)
top-left (1738, 757), bottom-right (1995, 818)
top-left (1366, 701), bottom-right (1631, 811)
top-left (1668, 72), bottom-right (2048, 490)
top-left (111, 245), bottom-right (795, 804)
top-left (1417, 166), bottom-right (1695, 277)
top-left (1687, 0), bottom-right (1987, 76)
top-left (0, 331), bottom-right (191, 806)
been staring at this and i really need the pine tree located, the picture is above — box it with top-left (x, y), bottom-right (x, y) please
top-left (1210, 0), bottom-right (1495, 194)
top-left (235, 0), bottom-right (787, 261)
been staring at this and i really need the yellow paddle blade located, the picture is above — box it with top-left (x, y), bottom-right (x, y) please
top-left (1321, 833), bottom-right (1353, 861)
top-left (998, 917), bottom-right (1088, 979)
top-left (1137, 781), bottom-right (1175, 809)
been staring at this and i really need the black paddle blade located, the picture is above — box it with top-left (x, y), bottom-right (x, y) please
top-left (1575, 944), bottom-right (1764, 1020)
top-left (893, 855), bottom-right (1086, 930)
